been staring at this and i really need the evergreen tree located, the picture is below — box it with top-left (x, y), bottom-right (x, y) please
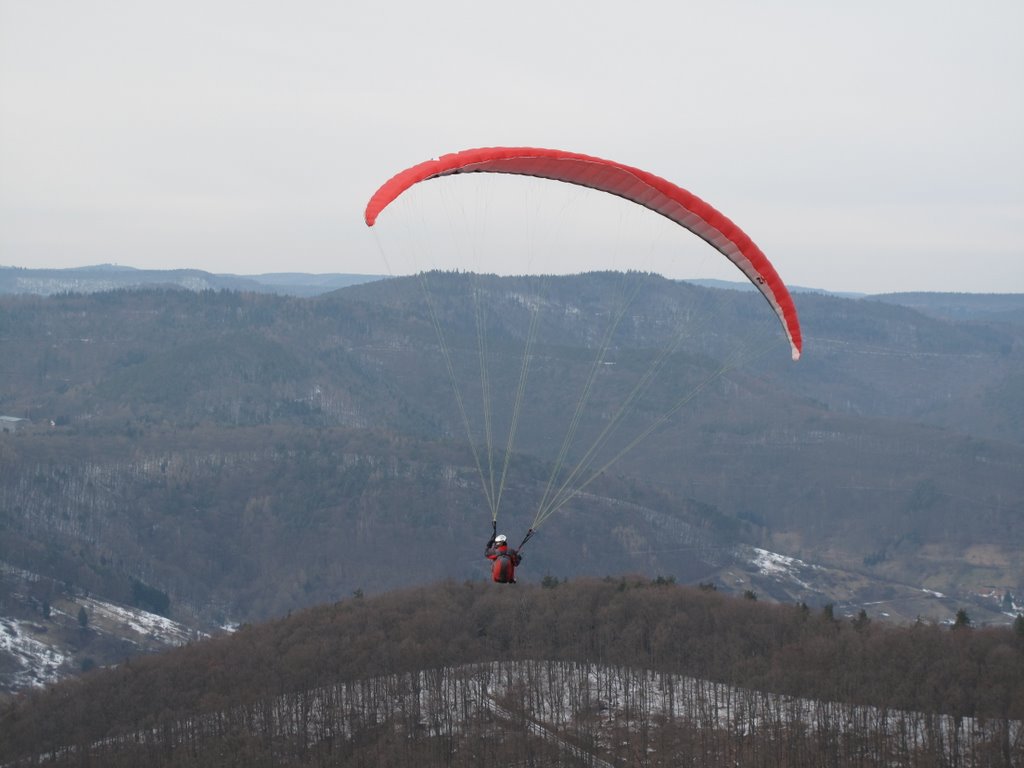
top-left (953, 608), bottom-right (971, 629)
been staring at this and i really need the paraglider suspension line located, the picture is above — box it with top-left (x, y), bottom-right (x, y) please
top-left (517, 528), bottom-right (535, 552)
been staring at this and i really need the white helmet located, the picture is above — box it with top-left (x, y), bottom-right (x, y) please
top-left (495, 534), bottom-right (508, 545)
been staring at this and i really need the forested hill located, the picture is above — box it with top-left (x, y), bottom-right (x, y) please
top-left (1, 273), bottom-right (1022, 649)
top-left (2, 578), bottom-right (1023, 766)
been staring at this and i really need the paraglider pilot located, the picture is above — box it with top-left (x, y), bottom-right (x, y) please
top-left (486, 533), bottom-right (522, 584)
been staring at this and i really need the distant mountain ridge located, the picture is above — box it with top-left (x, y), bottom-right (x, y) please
top-left (691, 278), bottom-right (1024, 323)
top-left (6, 265), bottom-right (1022, 321)
top-left (0, 264), bottom-right (381, 297)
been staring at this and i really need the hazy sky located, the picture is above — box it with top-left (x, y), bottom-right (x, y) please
top-left (1, 0), bottom-right (1021, 293)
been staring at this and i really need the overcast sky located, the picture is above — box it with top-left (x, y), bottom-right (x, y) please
top-left (1, 0), bottom-right (1021, 293)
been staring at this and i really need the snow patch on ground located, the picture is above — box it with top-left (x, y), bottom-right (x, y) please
top-left (0, 618), bottom-right (69, 689)
top-left (748, 547), bottom-right (819, 589)
top-left (2, 559), bottom-right (202, 693)
top-left (79, 596), bottom-right (198, 646)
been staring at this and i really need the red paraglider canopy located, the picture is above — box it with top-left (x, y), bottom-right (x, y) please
top-left (365, 146), bottom-right (802, 360)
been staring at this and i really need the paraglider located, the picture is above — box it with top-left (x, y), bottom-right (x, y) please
top-left (365, 146), bottom-right (802, 361)
top-left (485, 532), bottom-right (522, 584)
top-left (365, 147), bottom-right (803, 581)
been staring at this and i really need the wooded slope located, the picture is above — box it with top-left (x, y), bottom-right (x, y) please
top-left (2, 579), bottom-right (1022, 766)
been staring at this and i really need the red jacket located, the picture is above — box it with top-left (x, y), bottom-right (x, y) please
top-left (486, 543), bottom-right (521, 583)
